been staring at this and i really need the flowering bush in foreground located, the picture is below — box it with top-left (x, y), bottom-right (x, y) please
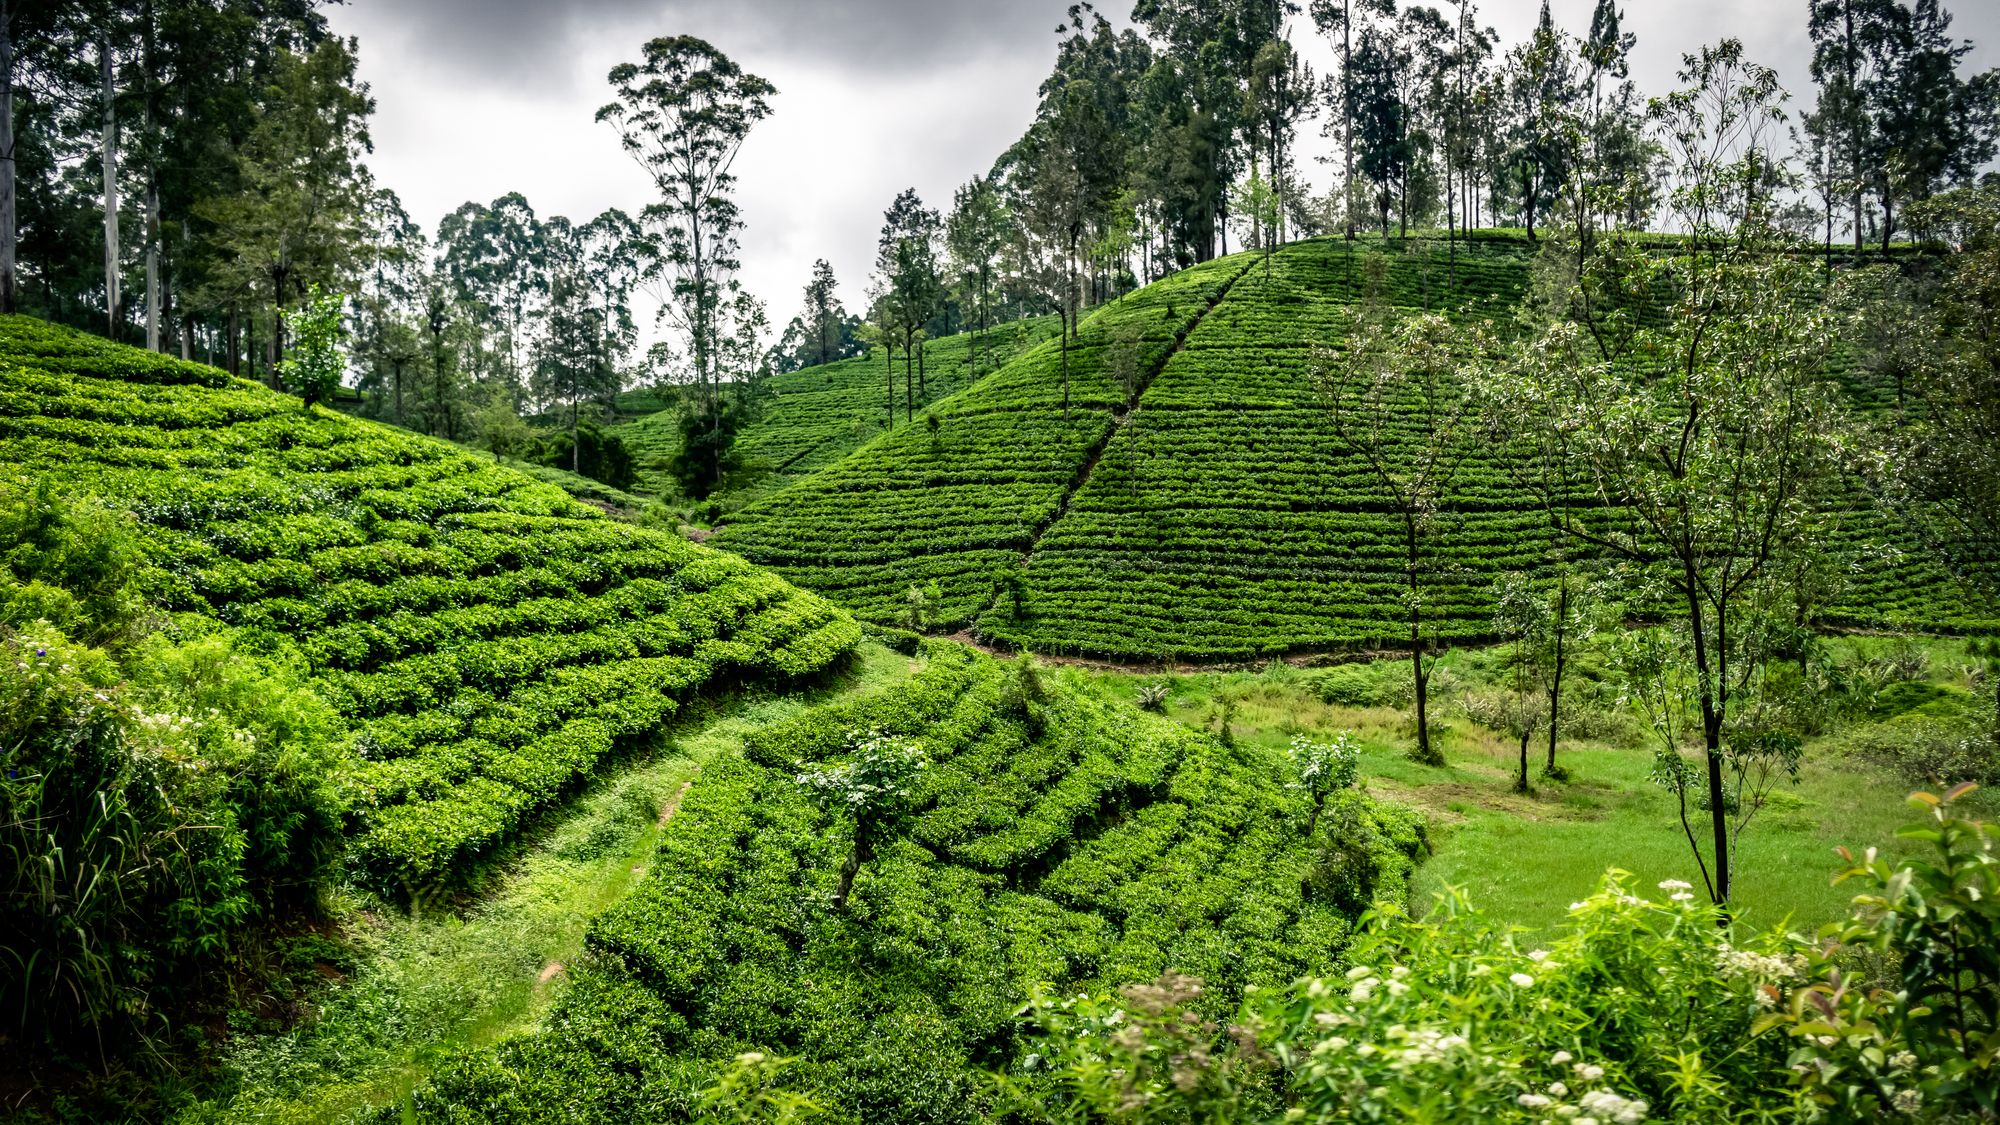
top-left (1019, 787), bottom-right (1999, 1123)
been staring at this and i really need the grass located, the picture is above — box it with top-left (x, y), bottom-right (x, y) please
top-left (183, 641), bottom-right (916, 1124)
top-left (1065, 633), bottom-right (1999, 935)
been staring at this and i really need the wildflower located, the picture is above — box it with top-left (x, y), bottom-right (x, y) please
top-left (1519, 1094), bottom-right (1553, 1109)
top-left (1529, 949), bottom-right (1552, 963)
top-left (1387, 980), bottom-right (1410, 997)
top-left (1579, 1089), bottom-right (1649, 1124)
top-left (1510, 972), bottom-right (1536, 988)
top-left (1657, 879), bottom-right (1692, 892)
top-left (1550, 1051), bottom-right (1574, 1066)
top-left (1891, 1089), bottom-right (1922, 1114)
top-left (1575, 1063), bottom-right (1605, 1081)
top-left (1347, 965), bottom-right (1374, 980)
top-left (1549, 1082), bottom-right (1569, 1097)
top-left (1349, 979), bottom-right (1377, 1002)
top-left (1890, 1051), bottom-right (1917, 1071)
top-left (1669, 891), bottom-right (1694, 903)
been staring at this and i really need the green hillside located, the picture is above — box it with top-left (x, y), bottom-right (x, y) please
top-left (390, 640), bottom-right (1423, 1123)
top-left (619, 317), bottom-right (1059, 504)
top-left (712, 235), bottom-right (1990, 660)
top-left (0, 315), bottom-right (859, 888)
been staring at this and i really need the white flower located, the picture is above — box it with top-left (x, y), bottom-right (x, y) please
top-left (1890, 1051), bottom-right (1917, 1071)
top-left (1549, 1050), bottom-right (1574, 1066)
top-left (1892, 1089), bottom-right (1922, 1114)
top-left (1387, 980), bottom-right (1411, 997)
top-left (1518, 1094), bottom-right (1553, 1109)
top-left (1347, 965), bottom-right (1375, 980)
top-left (1510, 972), bottom-right (1536, 988)
top-left (1579, 1089), bottom-right (1650, 1124)
top-left (1669, 891), bottom-right (1695, 903)
top-left (1529, 949), bottom-right (1552, 963)
top-left (1575, 1063), bottom-right (1605, 1081)
top-left (1549, 1081), bottom-right (1570, 1097)
top-left (1658, 879), bottom-right (1692, 892)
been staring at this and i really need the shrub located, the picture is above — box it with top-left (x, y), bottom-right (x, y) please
top-left (1313, 663), bottom-right (1381, 707)
top-left (1135, 680), bottom-right (1170, 712)
top-left (1022, 788), bottom-right (2000, 1124)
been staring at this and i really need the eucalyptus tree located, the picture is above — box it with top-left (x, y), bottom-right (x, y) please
top-left (1499, 1), bottom-right (1578, 241)
top-left (1869, 0), bottom-right (2000, 249)
top-left (200, 36), bottom-right (373, 371)
top-left (874, 188), bottom-right (943, 416)
top-left (1311, 0), bottom-right (1393, 239)
top-left (1245, 35), bottom-right (1314, 251)
top-left (1807, 0), bottom-right (1900, 254)
top-left (1347, 24), bottom-right (1408, 237)
top-left (354, 187), bottom-right (425, 426)
top-left (535, 215), bottom-right (621, 472)
top-left (946, 177), bottom-right (1007, 368)
top-left (435, 194), bottom-right (545, 410)
top-left (598, 36), bottom-right (774, 411)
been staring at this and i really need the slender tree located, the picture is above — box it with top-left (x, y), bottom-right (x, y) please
top-left (598, 36), bottom-right (774, 409)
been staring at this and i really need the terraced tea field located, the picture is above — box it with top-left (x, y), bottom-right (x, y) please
top-left (0, 316), bottom-right (860, 890)
top-left (714, 235), bottom-right (1993, 660)
top-left (618, 317), bottom-right (1059, 503)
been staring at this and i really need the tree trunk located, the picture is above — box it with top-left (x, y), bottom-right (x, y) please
top-left (1343, 17), bottom-right (1355, 241)
top-left (1306, 792), bottom-right (1326, 837)
top-left (1684, 576), bottom-right (1730, 906)
top-left (903, 331), bottom-right (913, 422)
top-left (1517, 729), bottom-right (1531, 792)
top-left (228, 306), bottom-right (240, 376)
top-left (0, 0), bottom-right (16, 315)
top-left (885, 340), bottom-right (894, 427)
top-left (100, 34), bottom-right (121, 339)
top-left (1547, 582), bottom-right (1566, 774)
top-left (1408, 528), bottom-right (1437, 765)
top-left (142, 0), bottom-right (157, 351)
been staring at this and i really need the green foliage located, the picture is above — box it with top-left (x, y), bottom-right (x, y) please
top-left (529, 420), bottom-right (639, 491)
top-left (1022, 789), bottom-right (2000, 1121)
top-left (671, 396), bottom-right (747, 500)
top-left (0, 316), bottom-right (860, 894)
top-left (401, 642), bottom-right (1424, 1122)
top-left (0, 617), bottom-right (343, 1046)
top-left (0, 480), bottom-right (146, 648)
top-left (277, 286), bottom-right (348, 410)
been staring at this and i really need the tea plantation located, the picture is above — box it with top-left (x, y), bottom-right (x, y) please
top-left (0, 315), bottom-right (860, 890)
top-left (395, 640), bottom-right (1425, 1123)
top-left (618, 316), bottom-right (1059, 503)
top-left (712, 235), bottom-right (1991, 660)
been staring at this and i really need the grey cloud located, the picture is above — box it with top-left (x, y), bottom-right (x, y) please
top-left (343, 0), bottom-right (1079, 90)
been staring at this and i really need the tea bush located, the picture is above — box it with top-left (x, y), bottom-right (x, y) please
top-left (396, 641), bottom-right (1425, 1123)
top-left (0, 315), bottom-right (862, 891)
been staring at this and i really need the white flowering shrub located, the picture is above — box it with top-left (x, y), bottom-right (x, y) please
top-left (794, 729), bottom-right (928, 909)
top-left (1019, 788), bottom-right (2000, 1122)
top-left (1289, 732), bottom-right (1360, 835)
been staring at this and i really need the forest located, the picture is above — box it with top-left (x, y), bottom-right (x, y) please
top-left (3, 0), bottom-right (2000, 1122)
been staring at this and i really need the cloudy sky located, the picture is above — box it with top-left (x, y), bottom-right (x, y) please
top-left (326, 0), bottom-right (1999, 338)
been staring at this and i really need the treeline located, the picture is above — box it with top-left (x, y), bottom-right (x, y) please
top-left (849, 0), bottom-right (1997, 420)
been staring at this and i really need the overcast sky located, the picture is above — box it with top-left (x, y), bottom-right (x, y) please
top-left (325, 0), bottom-right (1999, 341)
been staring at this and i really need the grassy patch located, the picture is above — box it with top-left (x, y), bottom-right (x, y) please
top-left (1070, 634), bottom-right (1998, 934)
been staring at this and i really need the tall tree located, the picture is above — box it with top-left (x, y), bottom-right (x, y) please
top-left (200, 36), bottom-right (373, 372)
top-left (1311, 0), bottom-right (1391, 240)
top-left (1520, 42), bottom-right (1850, 908)
top-left (946, 176), bottom-right (1007, 370)
top-left (1871, 0), bottom-right (2000, 249)
top-left (1317, 305), bottom-right (1488, 767)
top-left (875, 188), bottom-right (943, 421)
top-left (598, 36), bottom-right (773, 409)
top-left (1808, 0), bottom-right (1899, 256)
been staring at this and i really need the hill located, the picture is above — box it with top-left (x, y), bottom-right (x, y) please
top-left (712, 234), bottom-right (1990, 660)
top-left (389, 640), bottom-right (1424, 1123)
top-left (0, 315), bottom-right (859, 889)
top-left (617, 317), bottom-right (1060, 505)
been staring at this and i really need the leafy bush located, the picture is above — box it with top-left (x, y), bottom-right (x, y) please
top-left (0, 622), bottom-right (343, 1046)
top-left (1843, 712), bottom-right (1998, 787)
top-left (1020, 788), bottom-right (2000, 1123)
top-left (1312, 663), bottom-right (1382, 707)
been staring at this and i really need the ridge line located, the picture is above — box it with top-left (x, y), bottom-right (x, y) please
top-left (972, 257), bottom-right (1260, 641)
